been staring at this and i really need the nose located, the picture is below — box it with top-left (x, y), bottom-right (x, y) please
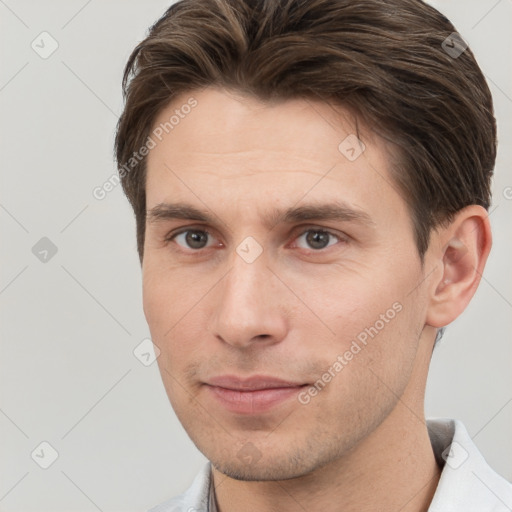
top-left (208, 249), bottom-right (288, 349)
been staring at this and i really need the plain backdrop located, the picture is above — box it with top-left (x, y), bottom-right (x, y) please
top-left (0, 0), bottom-right (511, 511)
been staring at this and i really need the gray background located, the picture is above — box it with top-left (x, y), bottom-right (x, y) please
top-left (0, 0), bottom-right (511, 510)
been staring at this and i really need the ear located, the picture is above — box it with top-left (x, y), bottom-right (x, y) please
top-left (425, 205), bottom-right (492, 328)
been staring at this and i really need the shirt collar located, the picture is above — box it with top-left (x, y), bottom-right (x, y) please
top-left (208, 467), bottom-right (218, 512)
top-left (426, 417), bottom-right (512, 510)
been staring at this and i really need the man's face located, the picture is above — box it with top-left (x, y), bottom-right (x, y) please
top-left (142, 87), bottom-right (433, 480)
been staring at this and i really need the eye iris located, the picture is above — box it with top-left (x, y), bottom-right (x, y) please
top-left (306, 230), bottom-right (330, 250)
top-left (186, 230), bottom-right (208, 249)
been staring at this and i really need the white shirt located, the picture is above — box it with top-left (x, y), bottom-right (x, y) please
top-left (148, 418), bottom-right (512, 512)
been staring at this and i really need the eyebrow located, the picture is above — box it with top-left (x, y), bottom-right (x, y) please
top-left (146, 201), bottom-right (375, 231)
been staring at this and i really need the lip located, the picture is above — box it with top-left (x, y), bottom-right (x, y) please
top-left (204, 375), bottom-right (308, 415)
top-left (206, 375), bottom-right (306, 390)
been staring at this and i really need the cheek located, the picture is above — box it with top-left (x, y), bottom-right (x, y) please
top-left (318, 280), bottom-right (394, 339)
top-left (143, 268), bottom-right (208, 372)
top-left (142, 262), bottom-right (191, 331)
top-left (313, 268), bottom-right (422, 378)
top-left (313, 299), bottom-right (420, 430)
top-left (142, 277), bottom-right (167, 335)
top-left (143, 271), bottom-right (185, 373)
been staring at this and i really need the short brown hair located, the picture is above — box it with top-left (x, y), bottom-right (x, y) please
top-left (114, 0), bottom-right (496, 264)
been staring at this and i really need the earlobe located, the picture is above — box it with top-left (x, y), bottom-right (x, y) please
top-left (426, 205), bottom-right (492, 329)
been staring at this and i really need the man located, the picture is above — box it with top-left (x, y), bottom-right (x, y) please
top-left (114, 0), bottom-right (512, 510)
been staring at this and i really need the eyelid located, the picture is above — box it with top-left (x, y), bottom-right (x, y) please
top-left (164, 225), bottom-right (213, 242)
top-left (291, 224), bottom-right (347, 239)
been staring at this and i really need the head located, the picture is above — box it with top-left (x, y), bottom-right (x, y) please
top-left (115, 0), bottom-right (495, 481)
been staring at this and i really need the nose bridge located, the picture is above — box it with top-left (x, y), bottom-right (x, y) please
top-left (210, 242), bottom-right (286, 348)
top-left (226, 253), bottom-right (263, 308)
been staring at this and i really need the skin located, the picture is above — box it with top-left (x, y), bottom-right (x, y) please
top-left (142, 87), bottom-right (492, 512)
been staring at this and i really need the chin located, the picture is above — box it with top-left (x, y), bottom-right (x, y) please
top-left (212, 462), bottom-right (302, 482)
top-left (209, 450), bottom-right (326, 482)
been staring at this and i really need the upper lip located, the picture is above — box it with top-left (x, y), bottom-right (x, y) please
top-left (205, 375), bottom-right (307, 390)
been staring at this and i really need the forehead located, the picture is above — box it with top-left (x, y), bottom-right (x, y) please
top-left (148, 87), bottom-right (374, 166)
top-left (144, 87), bottom-right (406, 225)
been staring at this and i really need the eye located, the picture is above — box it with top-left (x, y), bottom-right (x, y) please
top-left (168, 228), bottom-right (218, 251)
top-left (165, 226), bottom-right (346, 253)
top-left (293, 228), bottom-right (344, 251)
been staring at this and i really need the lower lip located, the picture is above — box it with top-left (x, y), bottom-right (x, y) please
top-left (205, 385), bottom-right (307, 414)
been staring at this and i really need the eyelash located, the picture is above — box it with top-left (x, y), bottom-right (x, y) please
top-left (163, 226), bottom-right (347, 255)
